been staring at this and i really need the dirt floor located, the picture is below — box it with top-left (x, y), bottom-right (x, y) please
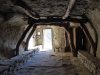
top-left (14, 50), bottom-right (92, 75)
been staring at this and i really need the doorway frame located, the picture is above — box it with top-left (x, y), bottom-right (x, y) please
top-left (42, 28), bottom-right (54, 51)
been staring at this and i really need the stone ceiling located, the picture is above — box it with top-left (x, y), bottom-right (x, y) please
top-left (0, 0), bottom-right (89, 17)
top-left (24, 0), bottom-right (69, 16)
top-left (23, 0), bottom-right (88, 16)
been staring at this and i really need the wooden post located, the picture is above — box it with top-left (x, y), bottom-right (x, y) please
top-left (72, 27), bottom-right (78, 56)
top-left (70, 22), bottom-right (79, 56)
top-left (25, 25), bottom-right (37, 51)
top-left (15, 17), bottom-right (36, 55)
top-left (73, 27), bottom-right (76, 49)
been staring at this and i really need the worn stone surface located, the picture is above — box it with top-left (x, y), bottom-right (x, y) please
top-left (0, 0), bottom-right (89, 16)
top-left (14, 50), bottom-right (92, 75)
top-left (18, 0), bottom-right (89, 16)
top-left (78, 50), bottom-right (100, 75)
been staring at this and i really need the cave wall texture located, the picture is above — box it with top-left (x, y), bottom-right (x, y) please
top-left (0, 0), bottom-right (100, 59)
top-left (0, 14), bottom-right (28, 58)
top-left (85, 0), bottom-right (100, 58)
top-left (0, 0), bottom-right (31, 58)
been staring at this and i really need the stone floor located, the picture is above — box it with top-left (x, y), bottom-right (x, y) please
top-left (14, 50), bottom-right (92, 75)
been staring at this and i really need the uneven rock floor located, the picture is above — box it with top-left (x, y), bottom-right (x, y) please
top-left (15, 50), bottom-right (92, 75)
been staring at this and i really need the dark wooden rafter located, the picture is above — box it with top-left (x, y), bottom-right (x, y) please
top-left (15, 17), bottom-right (36, 55)
top-left (62, 0), bottom-right (76, 19)
top-left (79, 22), bottom-right (97, 57)
top-left (25, 25), bottom-right (37, 51)
top-left (36, 15), bottom-right (88, 24)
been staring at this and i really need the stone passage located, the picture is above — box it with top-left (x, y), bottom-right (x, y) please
top-left (14, 50), bottom-right (92, 75)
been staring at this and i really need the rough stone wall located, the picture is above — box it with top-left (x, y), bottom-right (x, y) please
top-left (0, 0), bottom-right (89, 16)
top-left (23, 0), bottom-right (69, 16)
top-left (21, 0), bottom-right (89, 16)
top-left (85, 0), bottom-right (100, 58)
top-left (71, 0), bottom-right (89, 15)
top-left (0, 0), bottom-right (31, 59)
top-left (0, 14), bottom-right (28, 59)
top-left (52, 26), bottom-right (66, 49)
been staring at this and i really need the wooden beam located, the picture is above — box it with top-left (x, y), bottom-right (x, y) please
top-left (15, 17), bottom-right (35, 55)
top-left (25, 25), bottom-right (37, 51)
top-left (73, 27), bottom-right (77, 49)
top-left (80, 23), bottom-right (97, 57)
top-left (15, 25), bottom-right (33, 55)
top-left (63, 22), bottom-right (77, 57)
top-left (62, 0), bottom-right (76, 19)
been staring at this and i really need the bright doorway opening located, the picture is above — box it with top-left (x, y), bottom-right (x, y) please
top-left (42, 29), bottom-right (53, 51)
